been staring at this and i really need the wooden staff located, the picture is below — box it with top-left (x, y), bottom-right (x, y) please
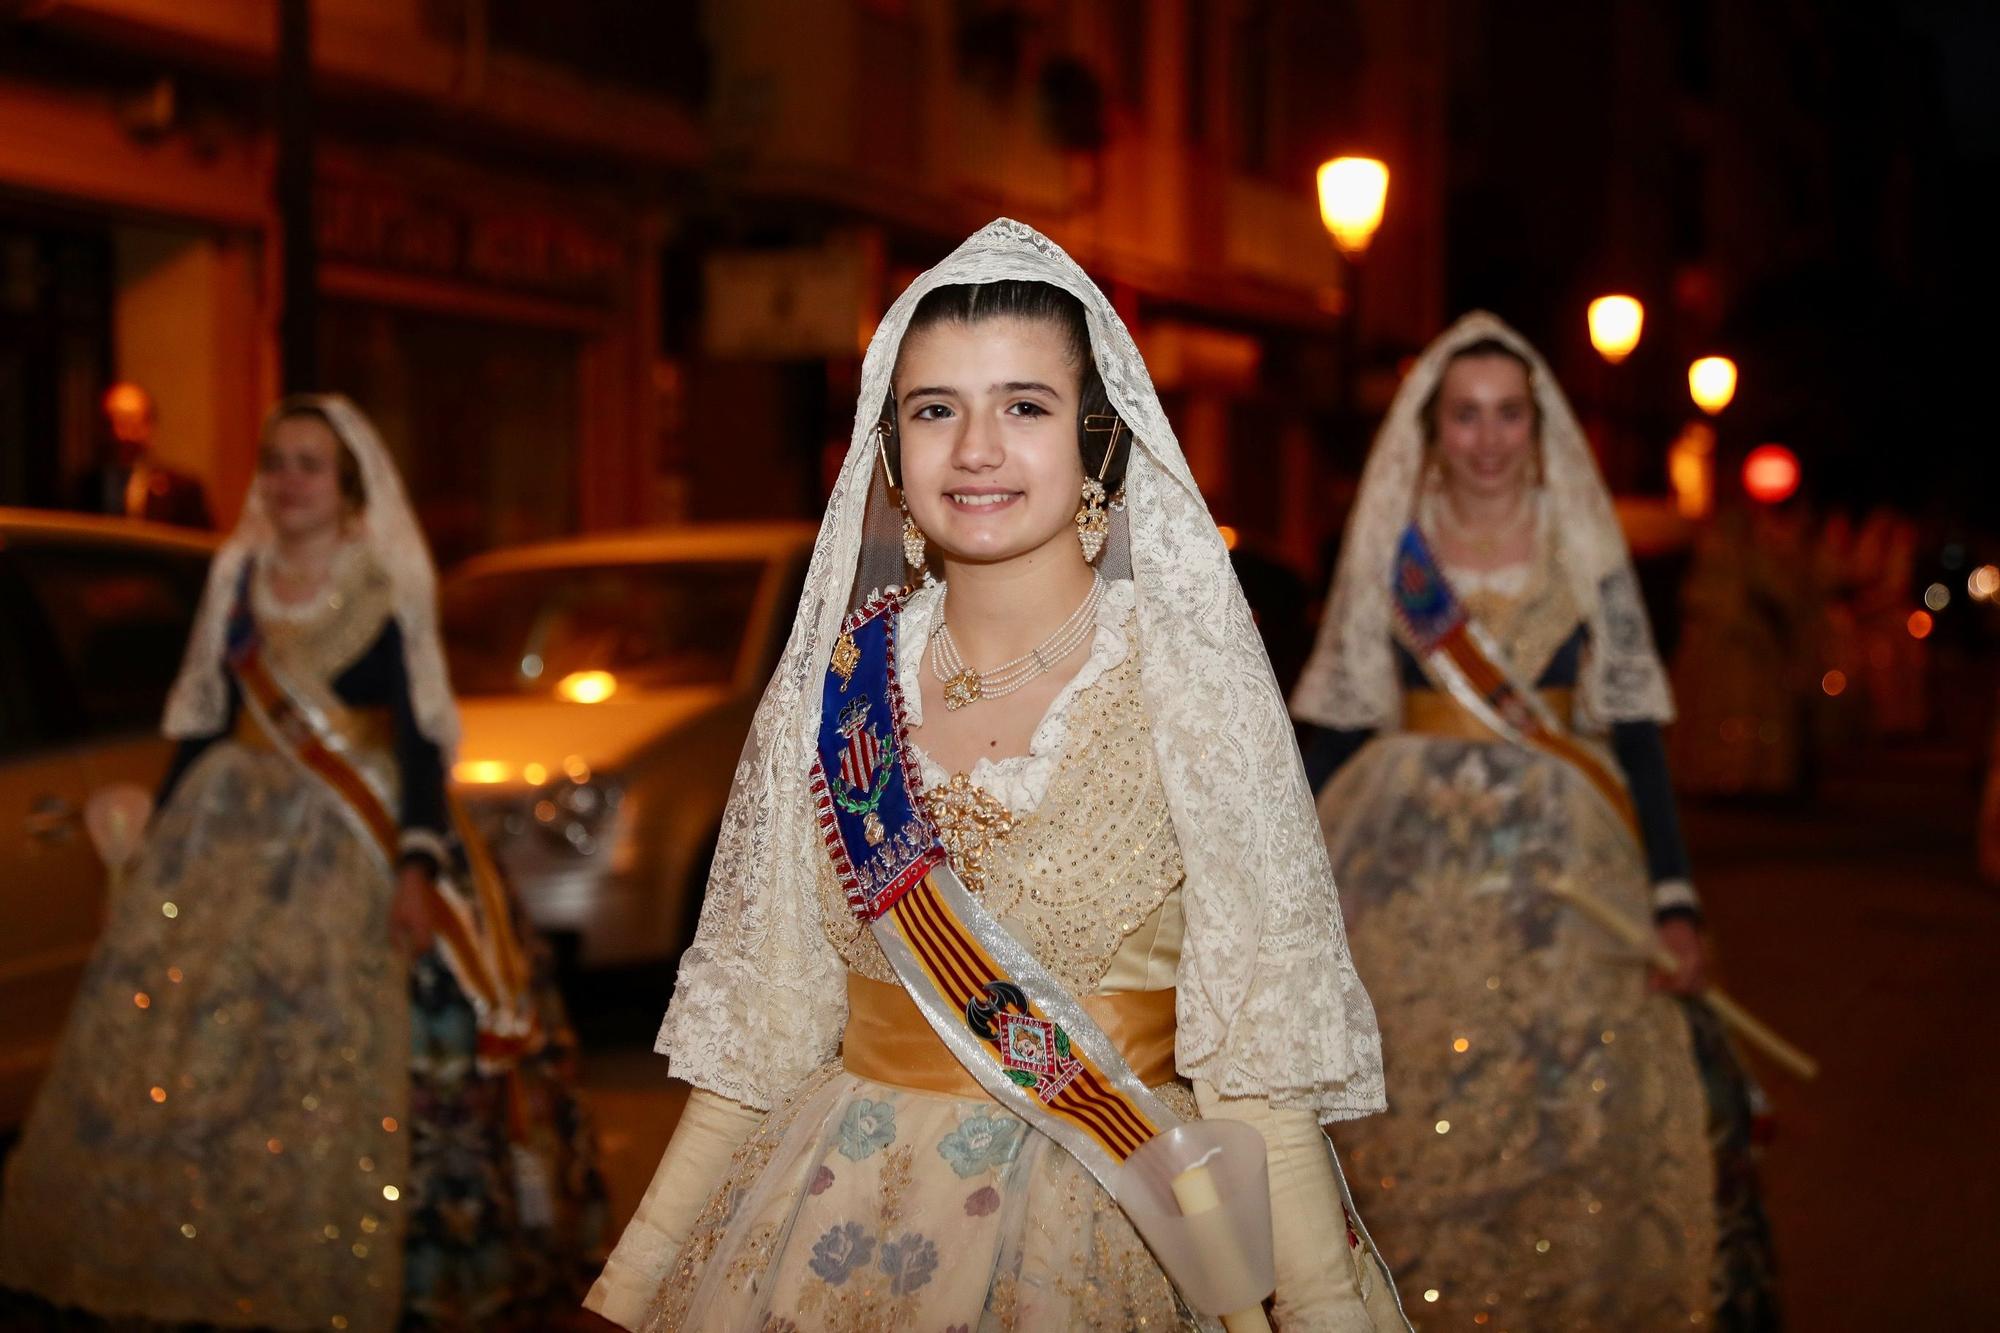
top-left (1547, 881), bottom-right (1820, 1081)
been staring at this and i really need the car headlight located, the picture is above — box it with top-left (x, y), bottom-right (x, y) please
top-left (532, 775), bottom-right (623, 857)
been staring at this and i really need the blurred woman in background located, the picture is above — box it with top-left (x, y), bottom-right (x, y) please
top-left (0, 395), bottom-right (602, 1332)
top-left (1293, 313), bottom-right (1775, 1330)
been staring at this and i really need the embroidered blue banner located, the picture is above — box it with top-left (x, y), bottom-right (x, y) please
top-left (811, 590), bottom-right (945, 921)
top-left (1392, 523), bottom-right (1466, 651)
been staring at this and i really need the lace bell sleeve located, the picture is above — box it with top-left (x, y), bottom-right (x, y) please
top-left (652, 724), bottom-right (850, 1109)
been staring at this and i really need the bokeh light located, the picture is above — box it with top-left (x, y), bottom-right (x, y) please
top-left (1688, 356), bottom-right (1738, 414)
top-left (1316, 157), bottom-right (1390, 257)
top-left (555, 670), bottom-right (619, 704)
top-left (1587, 296), bottom-right (1644, 363)
top-left (453, 759), bottom-right (512, 785)
top-left (1742, 445), bottom-right (1801, 504)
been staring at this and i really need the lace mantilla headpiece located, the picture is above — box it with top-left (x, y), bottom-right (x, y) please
top-left (1290, 310), bottom-right (1675, 731)
top-left (657, 218), bottom-right (1385, 1119)
top-left (162, 393), bottom-right (460, 752)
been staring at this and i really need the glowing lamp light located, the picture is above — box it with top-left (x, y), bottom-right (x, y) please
top-left (1316, 157), bottom-right (1390, 258)
top-left (1969, 565), bottom-right (2000, 601)
top-left (1217, 524), bottom-right (1241, 551)
top-left (555, 670), bottom-right (618, 704)
top-left (1821, 670), bottom-right (1847, 697)
top-left (453, 759), bottom-right (512, 785)
top-left (1688, 356), bottom-right (1738, 415)
top-left (1924, 582), bottom-right (1950, 612)
top-left (1587, 296), bottom-right (1644, 364)
top-left (1741, 444), bottom-right (1801, 505)
top-left (1668, 422), bottom-right (1717, 520)
top-left (1907, 610), bottom-right (1933, 640)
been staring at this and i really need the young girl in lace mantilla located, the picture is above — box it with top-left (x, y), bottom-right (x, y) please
top-left (588, 221), bottom-right (1405, 1332)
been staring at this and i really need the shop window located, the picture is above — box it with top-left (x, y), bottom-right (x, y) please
top-left (0, 224), bottom-right (112, 510)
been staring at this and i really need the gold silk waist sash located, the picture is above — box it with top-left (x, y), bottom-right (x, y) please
top-left (842, 972), bottom-right (1179, 1098)
top-left (233, 704), bottom-right (393, 755)
top-left (1404, 687), bottom-right (1574, 744)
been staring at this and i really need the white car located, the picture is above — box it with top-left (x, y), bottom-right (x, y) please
top-left (0, 510), bottom-right (216, 1128)
top-left (441, 523), bottom-right (816, 971)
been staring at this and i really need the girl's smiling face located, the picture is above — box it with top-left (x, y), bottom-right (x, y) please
top-left (892, 315), bottom-right (1088, 568)
top-left (1431, 352), bottom-right (1539, 502)
top-left (259, 413), bottom-right (351, 542)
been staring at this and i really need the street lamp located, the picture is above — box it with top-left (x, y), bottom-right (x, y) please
top-left (1316, 157), bottom-right (1390, 483)
top-left (1587, 296), bottom-right (1644, 364)
top-left (1688, 356), bottom-right (1738, 415)
top-left (1317, 157), bottom-right (1389, 258)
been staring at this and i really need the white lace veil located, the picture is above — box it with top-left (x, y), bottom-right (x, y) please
top-left (1290, 310), bottom-right (1674, 731)
top-left (658, 219), bottom-right (1385, 1120)
top-left (162, 393), bottom-right (461, 753)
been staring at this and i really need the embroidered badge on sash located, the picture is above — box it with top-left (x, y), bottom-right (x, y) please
top-left (831, 695), bottom-right (896, 844)
top-left (831, 630), bottom-right (861, 691)
top-left (1392, 525), bottom-right (1465, 650)
top-left (813, 588), bottom-right (947, 918)
top-left (968, 981), bottom-right (1083, 1102)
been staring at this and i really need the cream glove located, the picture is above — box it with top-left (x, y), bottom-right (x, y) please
top-left (584, 1087), bottom-right (765, 1330)
top-left (1194, 1081), bottom-right (1386, 1332)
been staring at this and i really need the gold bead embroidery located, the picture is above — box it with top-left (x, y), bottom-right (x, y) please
top-left (919, 773), bottom-right (1018, 904)
top-left (817, 646), bottom-right (1185, 992)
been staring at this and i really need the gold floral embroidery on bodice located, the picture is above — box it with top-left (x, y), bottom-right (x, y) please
top-left (253, 545), bottom-right (397, 691)
top-left (1453, 519), bottom-right (1585, 689)
top-left (922, 773), bottom-right (1017, 900)
top-left (818, 653), bottom-right (1184, 994)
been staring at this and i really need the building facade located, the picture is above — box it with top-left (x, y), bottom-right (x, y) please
top-left (1, 0), bottom-right (1448, 575)
top-left (0, 0), bottom-right (699, 561)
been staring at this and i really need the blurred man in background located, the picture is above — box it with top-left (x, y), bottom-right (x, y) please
top-left (72, 381), bottom-right (211, 528)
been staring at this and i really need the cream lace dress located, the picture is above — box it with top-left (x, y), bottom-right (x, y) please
top-left (1319, 530), bottom-right (1713, 1330)
top-left (0, 552), bottom-right (412, 1331)
top-left (631, 578), bottom-right (1224, 1331)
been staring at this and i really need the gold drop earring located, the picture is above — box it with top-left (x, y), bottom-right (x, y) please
top-left (1077, 414), bottom-right (1122, 563)
top-left (876, 420), bottom-right (926, 572)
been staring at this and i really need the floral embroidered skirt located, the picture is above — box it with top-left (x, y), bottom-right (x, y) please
top-left (0, 744), bottom-right (414, 1331)
top-left (0, 742), bottom-right (604, 1332)
top-left (639, 1067), bottom-right (1207, 1332)
top-left (1319, 735), bottom-right (1713, 1332)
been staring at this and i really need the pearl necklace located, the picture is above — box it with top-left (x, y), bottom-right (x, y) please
top-left (1432, 489), bottom-right (1538, 559)
top-left (254, 543), bottom-right (356, 624)
top-left (932, 573), bottom-right (1103, 711)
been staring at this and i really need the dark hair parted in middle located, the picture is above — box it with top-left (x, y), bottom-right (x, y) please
top-left (266, 396), bottom-right (368, 513)
top-left (1418, 336), bottom-right (1544, 448)
top-left (881, 280), bottom-right (1132, 494)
